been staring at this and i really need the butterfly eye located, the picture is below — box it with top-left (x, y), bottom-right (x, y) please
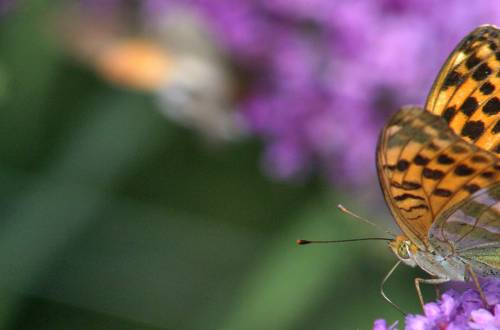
top-left (397, 242), bottom-right (411, 260)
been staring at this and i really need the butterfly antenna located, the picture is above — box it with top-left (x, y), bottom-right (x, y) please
top-left (296, 238), bottom-right (392, 245)
top-left (337, 204), bottom-right (397, 238)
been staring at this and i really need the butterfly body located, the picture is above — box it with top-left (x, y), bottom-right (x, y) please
top-left (390, 235), bottom-right (466, 281)
top-left (377, 25), bottom-right (500, 292)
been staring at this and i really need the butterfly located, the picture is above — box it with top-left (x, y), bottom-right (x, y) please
top-left (377, 24), bottom-right (500, 309)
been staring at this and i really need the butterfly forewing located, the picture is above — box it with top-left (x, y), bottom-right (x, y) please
top-left (377, 107), bottom-right (499, 250)
top-left (425, 25), bottom-right (500, 155)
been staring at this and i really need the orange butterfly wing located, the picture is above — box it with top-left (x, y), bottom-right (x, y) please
top-left (425, 25), bottom-right (500, 154)
top-left (377, 25), bottom-right (500, 250)
top-left (377, 107), bottom-right (499, 250)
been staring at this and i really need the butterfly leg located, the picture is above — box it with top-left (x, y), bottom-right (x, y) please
top-left (465, 264), bottom-right (488, 307)
top-left (434, 282), bottom-right (441, 300)
top-left (380, 261), bottom-right (407, 315)
top-left (414, 277), bottom-right (449, 310)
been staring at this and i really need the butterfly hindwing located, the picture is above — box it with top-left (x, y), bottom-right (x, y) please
top-left (377, 107), bottom-right (499, 249)
top-left (425, 25), bottom-right (500, 154)
top-left (429, 183), bottom-right (500, 277)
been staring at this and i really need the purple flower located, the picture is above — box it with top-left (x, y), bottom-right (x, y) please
top-left (373, 319), bottom-right (398, 330)
top-left (144, 1), bottom-right (500, 186)
top-left (469, 306), bottom-right (500, 329)
top-left (375, 279), bottom-right (500, 330)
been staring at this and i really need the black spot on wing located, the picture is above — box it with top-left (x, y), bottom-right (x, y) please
top-left (442, 106), bottom-right (457, 123)
top-left (454, 164), bottom-right (475, 176)
top-left (461, 121), bottom-right (485, 140)
top-left (390, 181), bottom-right (422, 190)
top-left (423, 168), bottom-right (445, 180)
top-left (394, 193), bottom-right (425, 201)
top-left (437, 154), bottom-right (455, 164)
top-left (481, 171), bottom-right (495, 178)
top-left (493, 120), bottom-right (500, 134)
top-left (463, 183), bottom-right (480, 194)
top-left (414, 154), bottom-right (430, 166)
top-left (480, 82), bottom-right (495, 95)
top-left (483, 97), bottom-right (500, 115)
top-left (443, 71), bottom-right (464, 88)
top-left (470, 155), bottom-right (489, 163)
top-left (434, 188), bottom-right (452, 197)
top-left (396, 159), bottom-right (410, 171)
top-left (466, 53), bottom-right (481, 69)
top-left (472, 63), bottom-right (492, 81)
top-left (460, 97), bottom-right (479, 116)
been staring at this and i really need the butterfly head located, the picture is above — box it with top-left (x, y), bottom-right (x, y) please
top-left (389, 235), bottom-right (418, 267)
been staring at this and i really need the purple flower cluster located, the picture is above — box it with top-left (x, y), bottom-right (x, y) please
top-left (143, 0), bottom-right (500, 186)
top-left (374, 279), bottom-right (500, 330)
top-left (92, 1), bottom-right (500, 185)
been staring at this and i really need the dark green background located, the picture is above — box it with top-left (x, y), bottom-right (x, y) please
top-left (0, 3), bottom-right (427, 329)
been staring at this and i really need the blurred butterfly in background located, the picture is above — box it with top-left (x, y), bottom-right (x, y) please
top-left (377, 24), bottom-right (500, 310)
top-left (55, 4), bottom-right (244, 143)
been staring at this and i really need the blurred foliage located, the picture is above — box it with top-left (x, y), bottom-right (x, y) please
top-left (0, 2), bottom-right (430, 329)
